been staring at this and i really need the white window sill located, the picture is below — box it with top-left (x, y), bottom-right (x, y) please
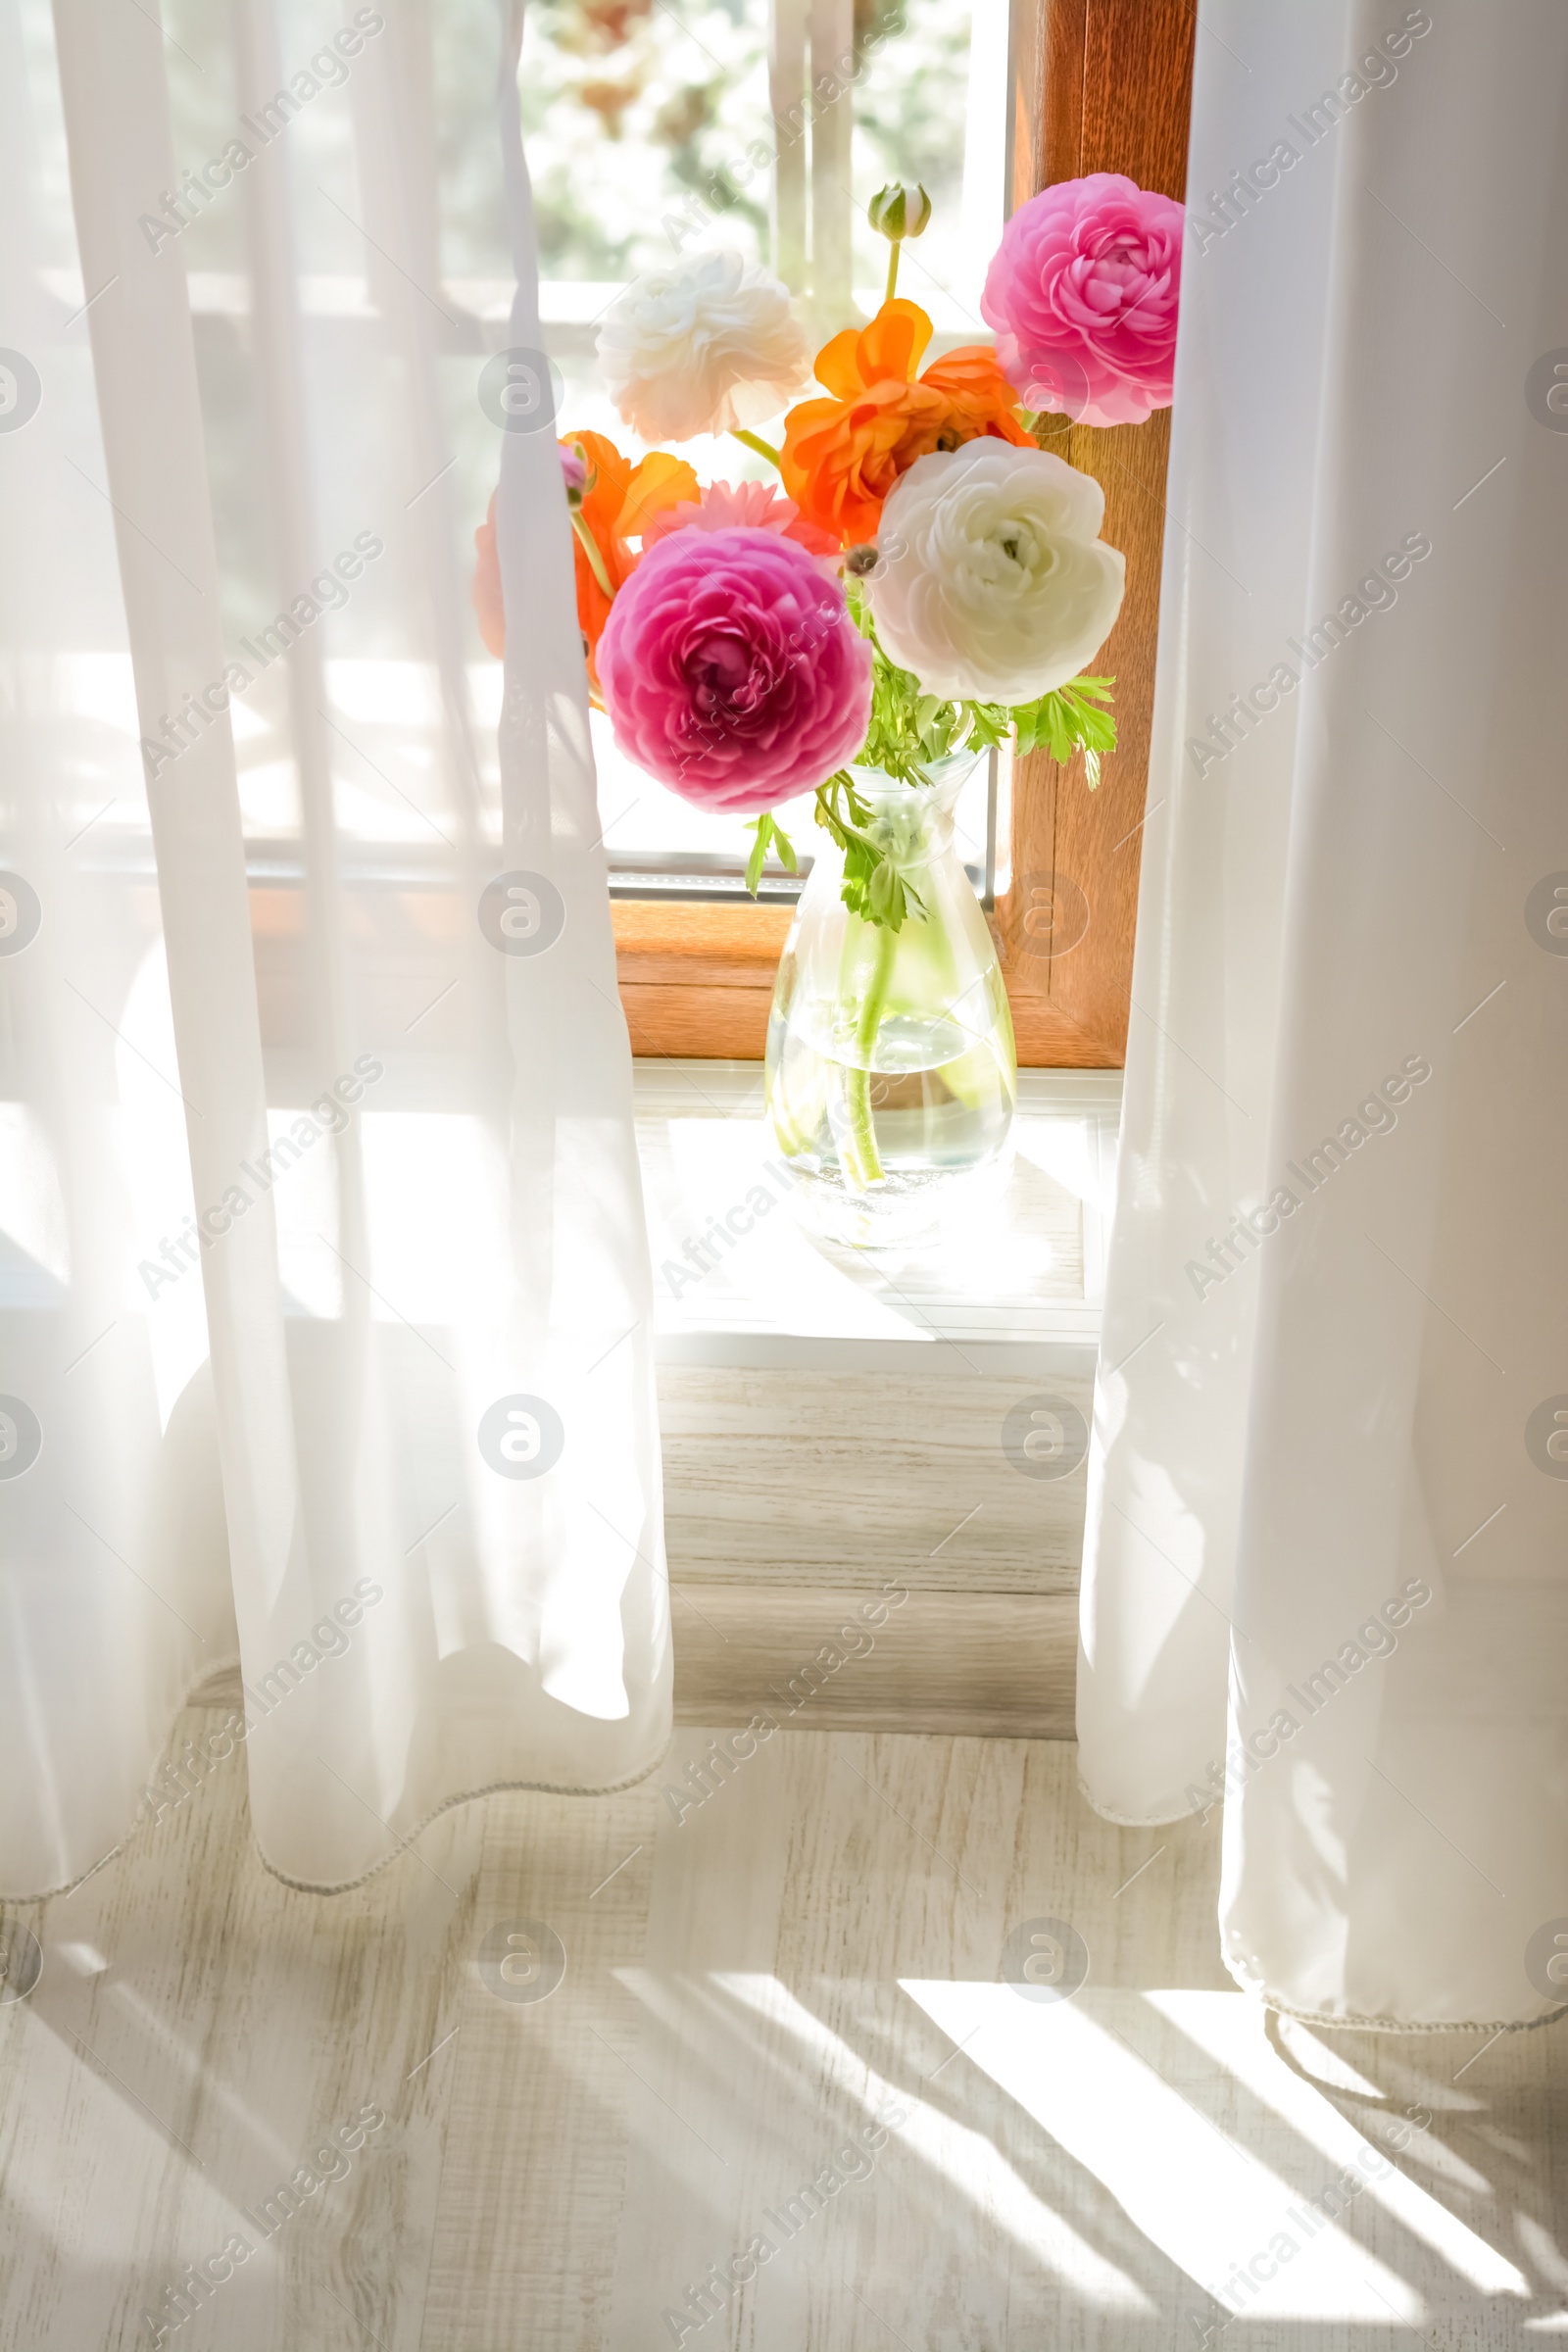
top-left (635, 1059), bottom-right (1119, 1371)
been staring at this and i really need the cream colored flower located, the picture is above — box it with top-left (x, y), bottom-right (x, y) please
top-left (596, 250), bottom-right (812, 444)
top-left (870, 442), bottom-right (1125, 704)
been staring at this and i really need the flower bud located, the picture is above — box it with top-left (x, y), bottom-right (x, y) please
top-left (561, 441), bottom-right (592, 510)
top-left (867, 181), bottom-right (931, 243)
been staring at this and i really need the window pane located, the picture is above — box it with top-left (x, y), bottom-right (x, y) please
top-left (523, 0), bottom-right (1010, 889)
top-left (145, 0), bottom-right (1010, 887)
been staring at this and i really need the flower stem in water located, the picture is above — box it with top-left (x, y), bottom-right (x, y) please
top-left (842, 920), bottom-right (897, 1191)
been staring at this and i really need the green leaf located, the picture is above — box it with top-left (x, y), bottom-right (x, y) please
top-left (744, 811), bottom-right (802, 891)
top-left (743, 813), bottom-right (771, 897)
top-left (1008, 674), bottom-right (1117, 775)
top-left (959, 701), bottom-right (1010, 751)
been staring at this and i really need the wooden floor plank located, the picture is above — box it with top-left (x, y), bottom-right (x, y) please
top-left (416, 1778), bottom-right (662, 2351)
top-left (2, 1715), bottom-right (1563, 2351)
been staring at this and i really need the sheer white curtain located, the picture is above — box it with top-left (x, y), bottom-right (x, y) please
top-left (0, 0), bottom-right (668, 1897)
top-left (1079, 0), bottom-right (1568, 2025)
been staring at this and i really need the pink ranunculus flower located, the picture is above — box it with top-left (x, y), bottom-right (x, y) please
top-left (596, 526), bottom-right (872, 815)
top-left (981, 172), bottom-right (1183, 429)
top-left (641, 478), bottom-right (840, 564)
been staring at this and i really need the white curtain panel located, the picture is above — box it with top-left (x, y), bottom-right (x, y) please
top-left (0, 0), bottom-right (668, 1896)
top-left (1080, 0), bottom-right (1568, 2025)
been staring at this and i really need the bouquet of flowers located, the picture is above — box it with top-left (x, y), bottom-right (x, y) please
top-left (475, 172), bottom-right (1184, 936)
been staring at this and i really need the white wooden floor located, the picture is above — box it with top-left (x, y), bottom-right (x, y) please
top-left (1, 1706), bottom-right (1564, 2349)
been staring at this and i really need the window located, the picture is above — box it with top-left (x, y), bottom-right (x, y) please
top-left (539, 0), bottom-right (1199, 1062)
top-left (521, 0), bottom-right (1018, 1044)
top-left (159, 0), bottom-right (1193, 1068)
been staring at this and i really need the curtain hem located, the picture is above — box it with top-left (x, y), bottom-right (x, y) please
top-left (0, 1645), bottom-right (250, 1907)
top-left (1244, 1977), bottom-right (1568, 2037)
top-left (1076, 1770), bottom-right (1205, 1831)
top-left (248, 1725), bottom-right (678, 1897)
top-left (1079, 1770), bottom-right (1568, 2033)
top-left (2, 1663), bottom-right (676, 1905)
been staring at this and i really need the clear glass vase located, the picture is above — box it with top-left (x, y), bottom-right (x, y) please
top-left (765, 753), bottom-right (1017, 1248)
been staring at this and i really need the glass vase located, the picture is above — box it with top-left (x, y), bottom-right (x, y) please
top-left (765, 753), bottom-right (1017, 1248)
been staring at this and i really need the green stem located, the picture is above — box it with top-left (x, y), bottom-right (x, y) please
top-left (730, 427), bottom-right (782, 470)
top-left (842, 919), bottom-right (897, 1192)
top-left (884, 239), bottom-right (902, 303)
top-left (769, 1077), bottom-right (813, 1160)
top-left (569, 507), bottom-right (614, 599)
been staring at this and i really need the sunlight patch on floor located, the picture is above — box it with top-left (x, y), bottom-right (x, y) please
top-left (1149, 1990), bottom-right (1532, 2300)
top-left (708, 1971), bottom-right (1155, 2312)
top-left (903, 1981), bottom-right (1430, 2326)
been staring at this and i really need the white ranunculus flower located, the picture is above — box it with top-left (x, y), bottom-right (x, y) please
top-left (870, 444), bottom-right (1126, 705)
top-left (596, 250), bottom-right (812, 445)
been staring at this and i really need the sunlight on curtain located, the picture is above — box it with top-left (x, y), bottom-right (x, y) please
top-left (0, 0), bottom-right (668, 1896)
top-left (1078, 0), bottom-right (1568, 2027)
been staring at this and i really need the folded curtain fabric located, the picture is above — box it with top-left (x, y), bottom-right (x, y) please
top-left (0, 0), bottom-right (668, 1896)
top-left (1079, 0), bottom-right (1568, 2025)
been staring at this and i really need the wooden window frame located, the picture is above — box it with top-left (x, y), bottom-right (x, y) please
top-left (612, 0), bottom-right (1197, 1066)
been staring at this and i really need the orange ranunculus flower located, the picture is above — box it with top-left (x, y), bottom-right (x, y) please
top-left (562, 430), bottom-right (700, 664)
top-left (779, 299), bottom-right (1032, 547)
top-left (470, 431), bottom-right (699, 677)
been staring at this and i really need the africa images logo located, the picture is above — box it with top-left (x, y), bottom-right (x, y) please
top-left (477, 1395), bottom-right (564, 1480)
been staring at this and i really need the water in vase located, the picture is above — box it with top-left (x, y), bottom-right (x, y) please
top-left (765, 757), bottom-right (1017, 1248)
